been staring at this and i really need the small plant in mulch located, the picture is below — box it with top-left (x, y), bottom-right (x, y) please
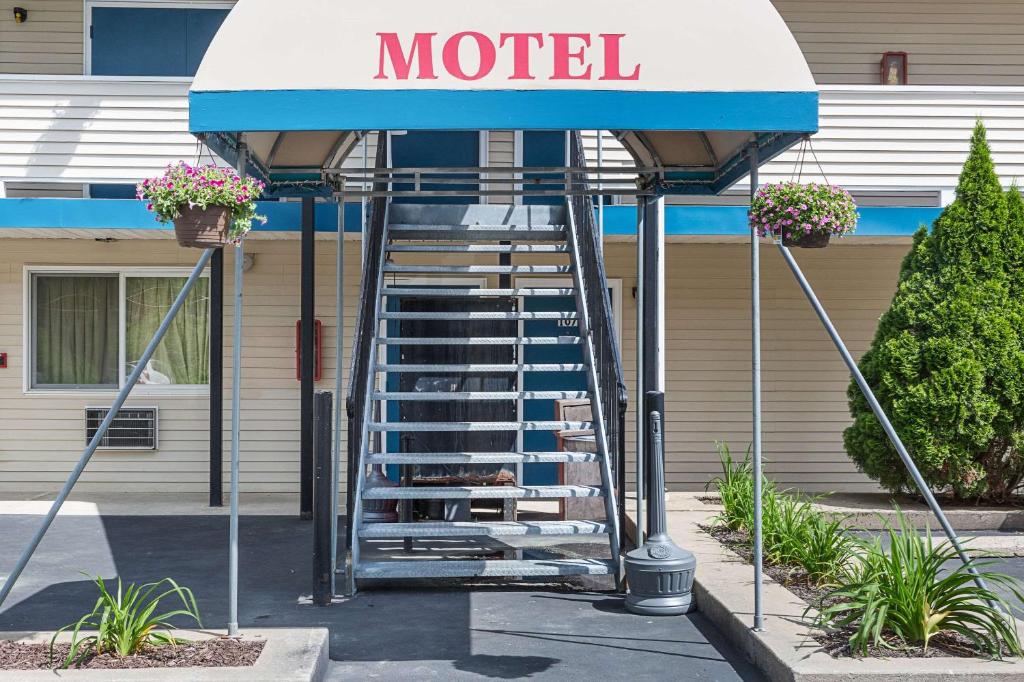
top-left (705, 442), bottom-right (1024, 659)
top-left (50, 576), bottom-right (202, 669)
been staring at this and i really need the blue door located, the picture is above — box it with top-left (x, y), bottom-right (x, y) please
top-left (523, 131), bottom-right (566, 206)
top-left (390, 131), bottom-right (480, 204)
top-left (91, 7), bottom-right (229, 76)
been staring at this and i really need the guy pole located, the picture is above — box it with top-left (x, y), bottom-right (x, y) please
top-left (0, 249), bottom-right (214, 609)
top-left (749, 141), bottom-right (765, 632)
top-left (775, 243), bottom-right (992, 598)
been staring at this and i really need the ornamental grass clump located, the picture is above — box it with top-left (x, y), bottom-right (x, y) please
top-left (707, 442), bottom-right (854, 586)
top-left (50, 576), bottom-right (202, 669)
top-left (811, 509), bottom-right (1024, 658)
top-left (749, 181), bottom-right (858, 247)
top-left (138, 162), bottom-right (266, 245)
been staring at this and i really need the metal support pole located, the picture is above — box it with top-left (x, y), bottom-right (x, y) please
top-left (209, 248), bottom-right (224, 506)
top-left (0, 248), bottom-right (214, 610)
top-left (749, 142), bottom-right (765, 632)
top-left (330, 195), bottom-right (345, 596)
top-left (228, 240), bottom-right (243, 637)
top-left (635, 199), bottom-right (646, 545)
top-left (313, 390), bottom-right (333, 606)
top-left (775, 243), bottom-right (993, 597)
top-left (641, 196), bottom-right (665, 538)
top-left (300, 197), bottom-right (316, 520)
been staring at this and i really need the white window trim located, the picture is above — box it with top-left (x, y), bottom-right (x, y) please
top-left (24, 265), bottom-right (211, 396)
top-left (84, 0), bottom-right (236, 76)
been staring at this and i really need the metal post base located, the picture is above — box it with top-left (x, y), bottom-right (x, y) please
top-left (625, 592), bottom-right (694, 616)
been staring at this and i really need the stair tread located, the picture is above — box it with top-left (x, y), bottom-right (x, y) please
top-left (359, 520), bottom-right (609, 538)
top-left (377, 337), bottom-right (582, 345)
top-left (373, 391), bottom-right (589, 401)
top-left (368, 421), bottom-right (593, 432)
top-left (367, 451), bottom-right (599, 464)
top-left (383, 264), bottom-right (572, 274)
top-left (355, 558), bottom-right (615, 579)
top-left (382, 287), bottom-right (574, 298)
top-left (362, 485), bottom-right (603, 500)
top-left (387, 244), bottom-right (569, 253)
top-left (381, 311), bottom-right (578, 321)
top-left (376, 363), bottom-right (587, 372)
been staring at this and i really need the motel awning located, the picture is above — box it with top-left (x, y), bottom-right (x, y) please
top-left (188, 0), bottom-right (819, 195)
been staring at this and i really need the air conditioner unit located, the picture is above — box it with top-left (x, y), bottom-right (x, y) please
top-left (85, 407), bottom-right (158, 450)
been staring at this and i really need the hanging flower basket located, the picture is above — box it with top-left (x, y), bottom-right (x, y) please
top-left (138, 163), bottom-right (267, 248)
top-left (749, 182), bottom-right (858, 249)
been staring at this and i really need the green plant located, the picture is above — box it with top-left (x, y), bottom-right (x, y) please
top-left (793, 514), bottom-right (856, 587)
top-left (138, 163), bottom-right (267, 242)
top-left (749, 181), bottom-right (859, 241)
top-left (844, 122), bottom-right (1024, 502)
top-left (706, 442), bottom-right (756, 532)
top-left (811, 510), bottom-right (1024, 657)
top-left (50, 576), bottom-right (202, 669)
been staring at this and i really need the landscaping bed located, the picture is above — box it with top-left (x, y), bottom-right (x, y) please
top-left (701, 524), bottom-right (993, 659)
top-left (0, 638), bottom-right (264, 671)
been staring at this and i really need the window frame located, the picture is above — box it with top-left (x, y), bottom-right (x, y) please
top-left (24, 265), bottom-right (211, 396)
top-left (83, 0), bottom-right (236, 77)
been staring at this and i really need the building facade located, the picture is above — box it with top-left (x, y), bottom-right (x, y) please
top-left (1, 0), bottom-right (1023, 501)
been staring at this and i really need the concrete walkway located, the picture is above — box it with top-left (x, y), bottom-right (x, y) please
top-left (0, 512), bottom-right (762, 681)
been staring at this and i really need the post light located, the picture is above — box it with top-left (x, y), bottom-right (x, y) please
top-left (13, 7), bottom-right (27, 23)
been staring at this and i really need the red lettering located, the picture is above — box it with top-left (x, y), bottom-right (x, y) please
top-left (550, 33), bottom-right (592, 80)
top-left (499, 33), bottom-right (544, 80)
top-left (598, 34), bottom-right (640, 81)
top-left (442, 31), bottom-right (496, 81)
top-left (375, 32), bottom-right (437, 80)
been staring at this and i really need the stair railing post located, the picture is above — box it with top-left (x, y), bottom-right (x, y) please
top-left (331, 187), bottom-right (345, 596)
top-left (0, 248), bottom-right (214, 610)
top-left (565, 195), bottom-right (623, 589)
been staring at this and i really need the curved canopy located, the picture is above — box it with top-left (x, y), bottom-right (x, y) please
top-left (189, 0), bottom-right (818, 195)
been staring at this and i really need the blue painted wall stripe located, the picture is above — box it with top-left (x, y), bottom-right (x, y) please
top-left (0, 199), bottom-right (939, 237)
top-left (188, 89), bottom-right (819, 133)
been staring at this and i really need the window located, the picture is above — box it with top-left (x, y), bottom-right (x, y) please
top-left (29, 268), bottom-right (210, 392)
top-left (87, 3), bottom-right (231, 77)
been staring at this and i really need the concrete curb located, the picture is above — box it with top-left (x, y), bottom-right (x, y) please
top-left (0, 628), bottom-right (329, 681)
top-left (631, 503), bottom-right (1024, 681)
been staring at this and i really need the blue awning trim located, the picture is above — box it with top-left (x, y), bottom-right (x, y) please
top-left (189, 89), bottom-right (819, 134)
top-left (0, 199), bottom-right (939, 237)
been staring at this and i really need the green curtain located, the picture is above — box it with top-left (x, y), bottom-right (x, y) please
top-left (34, 276), bottom-right (119, 386)
top-left (125, 277), bottom-right (210, 385)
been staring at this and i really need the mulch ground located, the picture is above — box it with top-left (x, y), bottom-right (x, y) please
top-left (0, 637), bottom-right (264, 670)
top-left (700, 524), bottom-right (991, 659)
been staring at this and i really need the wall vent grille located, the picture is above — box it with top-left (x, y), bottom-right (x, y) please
top-left (85, 407), bottom-right (158, 450)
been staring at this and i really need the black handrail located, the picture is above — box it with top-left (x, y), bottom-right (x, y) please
top-left (345, 133), bottom-right (389, 561)
top-left (568, 131), bottom-right (630, 549)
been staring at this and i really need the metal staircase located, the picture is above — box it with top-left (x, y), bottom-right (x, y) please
top-left (345, 133), bottom-right (626, 588)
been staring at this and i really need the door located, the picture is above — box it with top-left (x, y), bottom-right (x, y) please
top-left (522, 131), bottom-right (567, 206)
top-left (90, 6), bottom-right (230, 77)
top-left (389, 131), bottom-right (481, 204)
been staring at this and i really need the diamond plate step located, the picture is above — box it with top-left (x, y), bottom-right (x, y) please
top-left (377, 337), bottom-right (582, 346)
top-left (376, 363), bottom-right (587, 373)
top-left (367, 451), bottom-right (599, 465)
top-left (362, 485), bottom-right (603, 500)
top-left (368, 421), bottom-right (592, 432)
top-left (382, 287), bottom-right (574, 298)
top-left (383, 264), bottom-right (572, 275)
top-left (373, 391), bottom-right (589, 401)
top-left (359, 520), bottom-right (609, 538)
top-left (387, 244), bottom-right (569, 254)
top-left (389, 224), bottom-right (567, 241)
top-left (381, 311), bottom-right (578, 321)
top-left (355, 558), bottom-right (614, 579)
